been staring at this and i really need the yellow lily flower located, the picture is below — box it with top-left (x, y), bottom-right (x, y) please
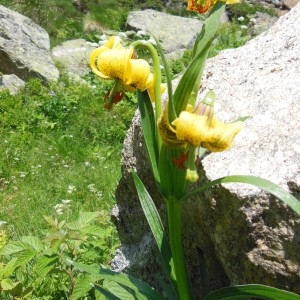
top-left (187, 0), bottom-right (239, 14)
top-left (172, 111), bottom-right (243, 152)
top-left (89, 36), bottom-right (164, 105)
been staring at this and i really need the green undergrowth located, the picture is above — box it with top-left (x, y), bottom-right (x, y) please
top-left (0, 75), bottom-right (136, 239)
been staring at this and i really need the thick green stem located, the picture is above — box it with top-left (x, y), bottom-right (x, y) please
top-left (131, 40), bottom-right (162, 150)
top-left (167, 198), bottom-right (193, 300)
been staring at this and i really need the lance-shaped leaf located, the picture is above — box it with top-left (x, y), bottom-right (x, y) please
top-left (132, 171), bottom-right (178, 298)
top-left (138, 91), bottom-right (160, 184)
top-left (180, 175), bottom-right (300, 215)
top-left (203, 284), bottom-right (300, 300)
top-left (69, 261), bottom-right (165, 300)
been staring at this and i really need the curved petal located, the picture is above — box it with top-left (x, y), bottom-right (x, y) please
top-left (105, 36), bottom-right (123, 49)
top-left (89, 47), bottom-right (112, 79)
top-left (201, 117), bottom-right (244, 151)
top-left (172, 111), bottom-right (208, 146)
top-left (124, 59), bottom-right (151, 91)
top-left (172, 111), bottom-right (243, 151)
top-left (89, 36), bottom-right (124, 78)
top-left (98, 48), bottom-right (133, 80)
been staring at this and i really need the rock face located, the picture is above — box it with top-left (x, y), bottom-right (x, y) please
top-left (112, 3), bottom-right (300, 298)
top-left (0, 75), bottom-right (25, 95)
top-left (0, 5), bottom-right (59, 83)
top-left (52, 39), bottom-right (96, 77)
top-left (126, 9), bottom-right (203, 55)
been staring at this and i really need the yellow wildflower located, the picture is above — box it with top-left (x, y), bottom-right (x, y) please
top-left (89, 36), bottom-right (164, 104)
top-left (187, 0), bottom-right (239, 14)
top-left (172, 111), bottom-right (243, 152)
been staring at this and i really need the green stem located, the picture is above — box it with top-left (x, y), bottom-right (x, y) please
top-left (167, 198), bottom-right (193, 300)
top-left (131, 40), bottom-right (162, 150)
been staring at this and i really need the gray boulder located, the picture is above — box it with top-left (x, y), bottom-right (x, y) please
top-left (0, 74), bottom-right (25, 95)
top-left (126, 9), bottom-right (203, 55)
top-left (0, 5), bottom-right (59, 83)
top-left (52, 38), bottom-right (96, 78)
top-left (112, 3), bottom-right (300, 298)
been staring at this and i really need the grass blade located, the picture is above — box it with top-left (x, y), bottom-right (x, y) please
top-left (203, 284), bottom-right (300, 300)
top-left (180, 175), bottom-right (300, 215)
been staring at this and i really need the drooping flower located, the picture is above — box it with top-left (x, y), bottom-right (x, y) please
top-left (172, 111), bottom-right (243, 152)
top-left (187, 0), bottom-right (239, 14)
top-left (89, 36), bottom-right (164, 107)
top-left (158, 91), bottom-right (244, 182)
top-left (159, 91), bottom-right (243, 152)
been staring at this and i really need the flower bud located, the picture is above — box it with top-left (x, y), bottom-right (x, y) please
top-left (193, 90), bottom-right (215, 122)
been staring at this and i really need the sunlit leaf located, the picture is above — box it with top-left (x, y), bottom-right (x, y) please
top-left (101, 280), bottom-right (136, 299)
top-left (0, 241), bottom-right (33, 255)
top-left (78, 211), bottom-right (101, 225)
top-left (153, 36), bottom-right (175, 121)
top-left (15, 249), bottom-right (37, 266)
top-left (203, 284), bottom-right (300, 300)
top-left (138, 91), bottom-right (160, 184)
top-left (72, 274), bottom-right (95, 300)
top-left (70, 261), bottom-right (165, 299)
top-left (94, 283), bottom-right (122, 300)
top-left (43, 216), bottom-right (58, 227)
top-left (193, 2), bottom-right (226, 58)
top-left (33, 254), bottom-right (58, 277)
top-left (20, 236), bottom-right (43, 252)
top-left (173, 40), bottom-right (212, 117)
top-left (180, 175), bottom-right (300, 215)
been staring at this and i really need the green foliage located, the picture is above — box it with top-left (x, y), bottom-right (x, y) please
top-left (0, 211), bottom-right (119, 299)
top-left (0, 75), bottom-right (136, 237)
top-left (228, 2), bottom-right (278, 18)
top-left (169, 50), bottom-right (193, 76)
top-left (209, 21), bottom-right (251, 57)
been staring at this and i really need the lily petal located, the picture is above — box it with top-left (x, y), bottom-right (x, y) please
top-left (124, 59), bottom-right (151, 90)
top-left (89, 36), bottom-right (124, 78)
top-left (172, 111), bottom-right (243, 151)
top-left (97, 48), bottom-right (133, 80)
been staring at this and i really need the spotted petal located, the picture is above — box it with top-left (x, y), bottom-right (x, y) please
top-left (97, 48), bottom-right (133, 80)
top-left (172, 111), bottom-right (243, 151)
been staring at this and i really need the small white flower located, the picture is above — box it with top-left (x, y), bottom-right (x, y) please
top-left (137, 30), bottom-right (146, 36)
top-left (118, 32), bottom-right (127, 40)
top-left (84, 161), bottom-right (91, 167)
top-left (237, 16), bottom-right (245, 22)
top-left (56, 209), bottom-right (64, 215)
top-left (54, 204), bottom-right (64, 210)
top-left (0, 221), bottom-right (8, 227)
top-left (147, 37), bottom-right (157, 45)
top-left (62, 199), bottom-right (72, 204)
top-left (67, 185), bottom-right (76, 194)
